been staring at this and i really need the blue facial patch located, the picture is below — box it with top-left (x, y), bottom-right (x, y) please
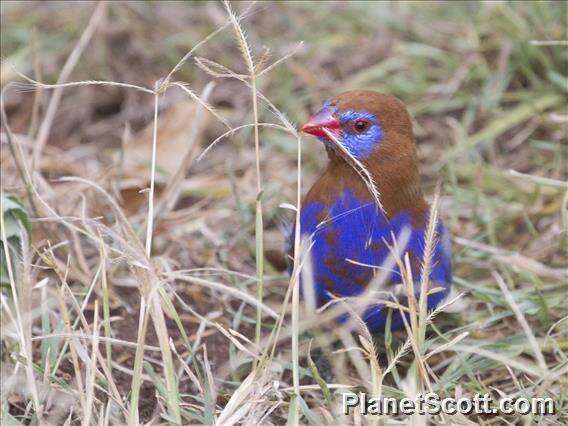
top-left (312, 101), bottom-right (383, 160)
top-left (338, 110), bottom-right (383, 160)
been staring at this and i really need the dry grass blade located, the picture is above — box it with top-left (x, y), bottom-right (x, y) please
top-left (31, 333), bottom-right (161, 351)
top-left (423, 331), bottom-right (469, 361)
top-left (170, 82), bottom-right (231, 129)
top-left (159, 1), bottom-right (256, 89)
top-left (32, 1), bottom-right (107, 167)
top-left (0, 195), bottom-right (44, 423)
top-left (164, 272), bottom-right (278, 319)
top-left (508, 169), bottom-right (568, 190)
top-left (425, 291), bottom-right (466, 322)
top-left (176, 296), bottom-right (261, 360)
top-left (197, 122), bottom-right (288, 161)
top-left (332, 294), bottom-right (383, 401)
top-left (454, 237), bottom-right (567, 280)
top-left (418, 186), bottom-right (441, 349)
top-left (492, 271), bottom-right (549, 374)
top-left (97, 231), bottom-right (113, 374)
top-left (215, 371), bottom-right (256, 425)
top-left (83, 301), bottom-right (99, 426)
top-left (194, 54), bottom-right (297, 134)
top-left (144, 92), bottom-right (160, 257)
top-left (195, 56), bottom-right (248, 80)
top-left (256, 42), bottom-right (304, 78)
top-left (156, 82), bottom-right (216, 219)
top-left (442, 345), bottom-right (545, 378)
top-left (9, 72), bottom-right (155, 95)
top-left (127, 296), bottom-right (149, 425)
top-left (385, 240), bottom-right (434, 397)
top-left (223, 0), bottom-right (266, 369)
top-left (57, 286), bottom-right (87, 416)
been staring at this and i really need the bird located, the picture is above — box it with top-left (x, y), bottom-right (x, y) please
top-left (293, 90), bottom-right (452, 332)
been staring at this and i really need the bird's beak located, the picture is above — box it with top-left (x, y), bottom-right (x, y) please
top-left (301, 107), bottom-right (340, 139)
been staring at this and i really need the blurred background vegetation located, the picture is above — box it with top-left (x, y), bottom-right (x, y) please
top-left (1, 1), bottom-right (566, 424)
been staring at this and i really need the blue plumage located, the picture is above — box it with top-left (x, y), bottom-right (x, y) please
top-left (300, 189), bottom-right (451, 331)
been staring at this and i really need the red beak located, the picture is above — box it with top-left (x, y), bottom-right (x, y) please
top-left (301, 107), bottom-right (340, 139)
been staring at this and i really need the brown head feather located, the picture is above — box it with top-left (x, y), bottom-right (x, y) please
top-left (305, 90), bottom-right (428, 223)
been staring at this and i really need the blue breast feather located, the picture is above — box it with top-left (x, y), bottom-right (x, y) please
top-left (299, 189), bottom-right (452, 332)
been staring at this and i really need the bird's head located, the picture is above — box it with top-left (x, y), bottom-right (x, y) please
top-left (301, 91), bottom-right (416, 165)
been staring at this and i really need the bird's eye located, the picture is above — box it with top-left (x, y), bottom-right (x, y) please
top-left (351, 119), bottom-right (370, 133)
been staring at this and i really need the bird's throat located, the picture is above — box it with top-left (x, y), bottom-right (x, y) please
top-left (324, 148), bottom-right (427, 221)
